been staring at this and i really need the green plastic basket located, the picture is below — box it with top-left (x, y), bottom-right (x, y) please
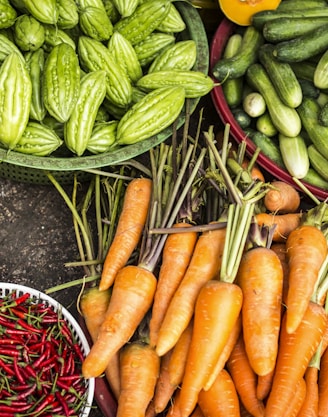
top-left (0, 2), bottom-right (209, 185)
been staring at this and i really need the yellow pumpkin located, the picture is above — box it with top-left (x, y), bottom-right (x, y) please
top-left (218, 0), bottom-right (282, 26)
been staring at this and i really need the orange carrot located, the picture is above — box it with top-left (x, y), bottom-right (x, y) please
top-left (198, 369), bottom-right (241, 417)
top-left (297, 366), bottom-right (319, 417)
top-left (237, 245), bottom-right (283, 376)
top-left (256, 370), bottom-right (274, 402)
top-left (166, 390), bottom-right (182, 417)
top-left (204, 314), bottom-right (242, 391)
top-left (271, 242), bottom-right (289, 304)
top-left (318, 346), bottom-right (328, 417)
top-left (265, 302), bottom-right (328, 417)
top-left (149, 223), bottom-right (198, 347)
top-left (285, 225), bottom-right (327, 334)
top-left (99, 177), bottom-right (152, 291)
top-left (116, 342), bottom-right (160, 417)
top-left (178, 280), bottom-right (243, 417)
top-left (284, 378), bottom-right (307, 417)
top-left (82, 265), bottom-right (157, 378)
top-left (255, 212), bottom-right (302, 242)
top-left (264, 180), bottom-right (301, 214)
top-left (241, 159), bottom-right (265, 182)
top-left (168, 319), bottom-right (193, 388)
top-left (227, 334), bottom-right (265, 417)
top-left (152, 349), bottom-right (176, 414)
top-left (156, 225), bottom-right (226, 357)
top-left (190, 406), bottom-right (205, 417)
top-left (79, 286), bottom-right (121, 399)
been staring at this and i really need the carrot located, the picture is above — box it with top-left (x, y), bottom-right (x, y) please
top-left (152, 349), bottom-right (176, 414)
top-left (116, 342), bottom-right (160, 417)
top-left (190, 406), bottom-right (205, 417)
top-left (241, 159), bottom-right (265, 182)
top-left (166, 390), bottom-right (182, 417)
top-left (237, 245), bottom-right (283, 376)
top-left (79, 286), bottom-right (121, 399)
top-left (256, 370), bottom-right (274, 401)
top-left (264, 180), bottom-right (301, 214)
top-left (178, 280), bottom-right (243, 417)
top-left (168, 319), bottom-right (193, 388)
top-left (156, 225), bottom-right (226, 357)
top-left (149, 223), bottom-right (198, 347)
top-left (99, 177), bottom-right (152, 291)
top-left (82, 264), bottom-right (157, 378)
top-left (198, 369), bottom-right (241, 417)
top-left (271, 242), bottom-right (289, 304)
top-left (203, 314), bottom-right (242, 391)
top-left (297, 366), bottom-right (319, 417)
top-left (284, 378), bottom-right (307, 417)
top-left (255, 212), bottom-right (302, 242)
top-left (285, 225), bottom-right (328, 334)
top-left (318, 346), bottom-right (328, 417)
top-left (227, 334), bottom-right (265, 417)
top-left (265, 301), bottom-right (328, 417)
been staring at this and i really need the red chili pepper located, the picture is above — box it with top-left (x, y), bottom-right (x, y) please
top-left (13, 357), bottom-right (25, 385)
top-left (0, 358), bottom-right (15, 376)
top-left (31, 393), bottom-right (56, 414)
top-left (0, 403), bottom-right (32, 413)
top-left (0, 338), bottom-right (21, 345)
top-left (16, 318), bottom-right (42, 333)
top-left (10, 383), bottom-right (36, 399)
top-left (55, 391), bottom-right (70, 417)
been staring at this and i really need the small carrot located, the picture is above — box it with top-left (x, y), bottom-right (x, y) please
top-left (285, 224), bottom-right (327, 334)
top-left (178, 280), bottom-right (243, 417)
top-left (241, 159), bottom-right (265, 182)
top-left (156, 225), bottom-right (226, 357)
top-left (256, 370), bottom-right (274, 402)
top-left (297, 366), bottom-right (319, 417)
top-left (116, 342), bottom-right (160, 417)
top-left (264, 180), bottom-right (301, 214)
top-left (152, 349), bottom-right (176, 414)
top-left (149, 223), bottom-right (198, 347)
top-left (168, 319), bottom-right (194, 388)
top-left (284, 378), bottom-right (307, 417)
top-left (237, 245), bottom-right (283, 376)
top-left (99, 177), bottom-right (152, 291)
top-left (265, 301), bottom-right (328, 417)
top-left (198, 369), bottom-right (241, 417)
top-left (318, 345), bottom-right (328, 417)
top-left (204, 314), bottom-right (242, 391)
top-left (82, 265), bottom-right (157, 378)
top-left (166, 390), bottom-right (182, 417)
top-left (227, 334), bottom-right (265, 417)
top-left (255, 212), bottom-right (302, 242)
top-left (271, 242), bottom-right (289, 304)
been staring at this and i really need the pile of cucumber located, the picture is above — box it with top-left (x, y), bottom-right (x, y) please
top-left (212, 0), bottom-right (328, 191)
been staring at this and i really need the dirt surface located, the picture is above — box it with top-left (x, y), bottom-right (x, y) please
top-left (0, 93), bottom-right (223, 416)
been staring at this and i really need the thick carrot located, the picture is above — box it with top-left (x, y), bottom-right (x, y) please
top-left (237, 246), bottom-right (283, 376)
top-left (285, 225), bottom-right (328, 334)
top-left (265, 301), bottom-right (328, 417)
top-left (198, 369), bottom-right (241, 417)
top-left (256, 371), bottom-right (274, 402)
top-left (284, 378), bottom-right (307, 417)
top-left (149, 223), bottom-right (198, 347)
top-left (178, 280), bottom-right (243, 417)
top-left (297, 366), bottom-right (319, 417)
top-left (156, 225), bottom-right (226, 357)
top-left (255, 212), bottom-right (302, 242)
top-left (99, 177), bottom-right (152, 291)
top-left (191, 406), bottom-right (205, 417)
top-left (82, 265), bottom-right (157, 378)
top-left (227, 334), bottom-right (265, 417)
top-left (264, 180), bottom-right (301, 214)
top-left (168, 319), bottom-right (193, 388)
top-left (318, 346), bottom-right (328, 417)
top-left (152, 349), bottom-right (176, 414)
top-left (79, 286), bottom-right (121, 399)
top-left (116, 342), bottom-right (160, 417)
top-left (203, 314), bottom-right (242, 391)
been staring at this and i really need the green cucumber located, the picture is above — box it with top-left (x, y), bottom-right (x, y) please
top-left (273, 23), bottom-right (328, 62)
top-left (278, 134), bottom-right (309, 179)
top-left (212, 26), bottom-right (264, 82)
top-left (258, 43), bottom-right (302, 108)
top-left (256, 112), bottom-right (278, 137)
top-left (318, 102), bottom-right (328, 126)
top-left (242, 92), bottom-right (266, 118)
top-left (231, 107), bottom-right (252, 129)
top-left (308, 144), bottom-right (328, 181)
top-left (276, 0), bottom-right (328, 12)
top-left (245, 128), bottom-right (285, 168)
top-left (302, 167), bottom-right (328, 189)
top-left (314, 49), bottom-right (328, 89)
top-left (297, 96), bottom-right (328, 160)
top-left (246, 63), bottom-right (302, 137)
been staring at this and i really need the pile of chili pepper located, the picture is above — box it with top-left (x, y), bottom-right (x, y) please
top-left (0, 290), bottom-right (90, 417)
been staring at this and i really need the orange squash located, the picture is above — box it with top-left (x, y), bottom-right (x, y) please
top-left (218, 0), bottom-right (282, 26)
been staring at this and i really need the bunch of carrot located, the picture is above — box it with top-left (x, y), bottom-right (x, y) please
top-left (51, 118), bottom-right (328, 417)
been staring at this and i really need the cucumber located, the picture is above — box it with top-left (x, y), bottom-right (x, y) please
top-left (242, 92), bottom-right (266, 117)
top-left (273, 23), bottom-right (328, 62)
top-left (278, 134), bottom-right (309, 179)
top-left (263, 17), bottom-right (328, 43)
top-left (245, 128), bottom-right (285, 168)
top-left (308, 144), bottom-right (328, 181)
top-left (290, 61), bottom-right (316, 82)
top-left (212, 25), bottom-right (264, 82)
top-left (298, 79), bottom-right (320, 99)
top-left (297, 96), bottom-right (328, 160)
top-left (314, 49), bottom-right (328, 89)
top-left (302, 167), bottom-right (328, 190)
top-left (231, 107), bottom-right (252, 129)
top-left (256, 112), bottom-right (278, 137)
top-left (276, 0), bottom-right (328, 12)
top-left (318, 102), bottom-right (328, 126)
top-left (258, 43), bottom-right (302, 108)
top-left (246, 63), bottom-right (302, 137)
